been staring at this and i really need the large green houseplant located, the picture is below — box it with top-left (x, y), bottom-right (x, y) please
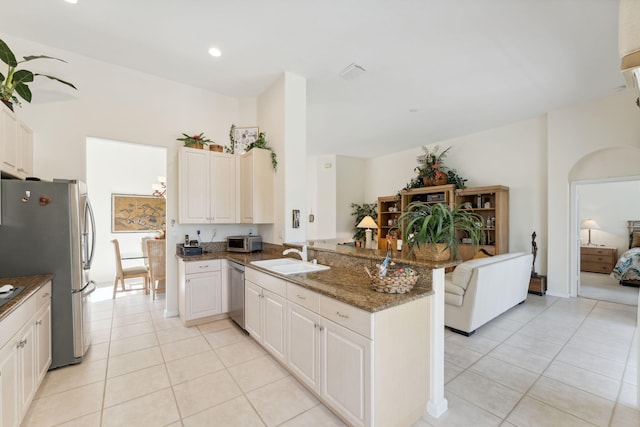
top-left (398, 201), bottom-right (483, 261)
top-left (350, 202), bottom-right (377, 244)
top-left (0, 38), bottom-right (77, 110)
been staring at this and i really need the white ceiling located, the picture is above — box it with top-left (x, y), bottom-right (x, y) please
top-left (1, 0), bottom-right (625, 158)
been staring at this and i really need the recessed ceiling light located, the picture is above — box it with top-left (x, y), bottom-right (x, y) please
top-left (208, 47), bottom-right (222, 57)
top-left (409, 108), bottom-right (419, 113)
top-left (64, 0), bottom-right (78, 4)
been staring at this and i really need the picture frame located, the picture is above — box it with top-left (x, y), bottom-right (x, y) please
top-left (234, 127), bottom-right (258, 153)
top-left (111, 194), bottom-right (166, 233)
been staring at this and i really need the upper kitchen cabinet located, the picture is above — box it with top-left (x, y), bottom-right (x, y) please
top-left (240, 148), bottom-right (274, 224)
top-left (0, 104), bottom-right (34, 179)
top-left (178, 147), bottom-right (236, 224)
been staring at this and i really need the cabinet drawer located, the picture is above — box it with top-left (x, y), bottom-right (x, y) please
top-left (581, 261), bottom-right (613, 273)
top-left (581, 247), bottom-right (615, 257)
top-left (246, 268), bottom-right (286, 297)
top-left (185, 259), bottom-right (221, 274)
top-left (320, 296), bottom-right (372, 339)
top-left (287, 283), bottom-right (320, 313)
top-left (35, 281), bottom-right (52, 311)
top-left (581, 254), bottom-right (612, 264)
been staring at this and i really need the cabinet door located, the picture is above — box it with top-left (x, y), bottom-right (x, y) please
top-left (320, 318), bottom-right (371, 427)
top-left (262, 289), bottom-right (286, 363)
top-left (178, 147), bottom-right (210, 224)
top-left (0, 339), bottom-right (19, 427)
top-left (35, 305), bottom-right (51, 384)
top-left (17, 322), bottom-right (36, 419)
top-left (239, 152), bottom-right (254, 223)
top-left (185, 271), bottom-right (222, 320)
top-left (287, 302), bottom-right (320, 393)
top-left (0, 106), bottom-right (18, 175)
top-left (244, 281), bottom-right (262, 340)
top-left (209, 153), bottom-right (236, 223)
top-left (17, 121), bottom-right (33, 178)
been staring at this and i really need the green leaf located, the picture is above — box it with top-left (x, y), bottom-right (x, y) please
top-left (0, 39), bottom-right (17, 67)
top-left (12, 69), bottom-right (34, 85)
top-left (34, 74), bottom-right (77, 90)
top-left (14, 83), bottom-right (32, 103)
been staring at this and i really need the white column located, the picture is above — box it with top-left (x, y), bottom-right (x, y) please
top-left (427, 267), bottom-right (448, 417)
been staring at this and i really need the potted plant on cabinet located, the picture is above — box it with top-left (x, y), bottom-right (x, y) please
top-left (398, 201), bottom-right (483, 261)
top-left (177, 132), bottom-right (213, 149)
top-left (0, 38), bottom-right (77, 111)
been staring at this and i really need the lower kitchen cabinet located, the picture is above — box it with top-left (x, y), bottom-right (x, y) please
top-left (0, 280), bottom-right (51, 427)
top-left (246, 269), bottom-right (430, 427)
top-left (245, 273), bottom-right (287, 364)
top-left (178, 259), bottom-right (227, 326)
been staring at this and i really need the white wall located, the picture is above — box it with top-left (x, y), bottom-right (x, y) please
top-left (86, 138), bottom-right (166, 284)
top-left (578, 180), bottom-right (640, 255)
top-left (3, 33), bottom-right (257, 317)
top-left (257, 72), bottom-right (307, 244)
top-left (336, 156), bottom-right (366, 240)
top-left (307, 155), bottom-right (337, 240)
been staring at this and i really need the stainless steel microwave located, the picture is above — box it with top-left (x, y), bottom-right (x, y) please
top-left (227, 235), bottom-right (262, 253)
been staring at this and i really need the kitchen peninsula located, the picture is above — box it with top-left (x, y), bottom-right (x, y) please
top-left (176, 242), bottom-right (452, 426)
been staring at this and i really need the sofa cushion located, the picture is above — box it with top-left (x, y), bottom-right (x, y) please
top-left (445, 282), bottom-right (465, 296)
top-left (445, 292), bottom-right (463, 307)
top-left (451, 252), bottom-right (525, 290)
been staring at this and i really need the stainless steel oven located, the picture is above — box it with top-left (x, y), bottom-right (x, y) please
top-left (228, 261), bottom-right (245, 329)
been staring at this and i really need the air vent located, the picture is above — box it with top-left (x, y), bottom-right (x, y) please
top-left (339, 63), bottom-right (366, 80)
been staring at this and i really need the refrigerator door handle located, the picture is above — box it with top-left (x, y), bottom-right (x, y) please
top-left (73, 280), bottom-right (97, 295)
top-left (83, 200), bottom-right (96, 270)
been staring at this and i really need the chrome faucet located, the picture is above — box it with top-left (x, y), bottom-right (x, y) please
top-left (283, 245), bottom-right (308, 262)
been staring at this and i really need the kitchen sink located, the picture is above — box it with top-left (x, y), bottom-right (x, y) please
top-left (250, 258), bottom-right (331, 275)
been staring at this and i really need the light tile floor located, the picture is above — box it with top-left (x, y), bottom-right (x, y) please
top-left (21, 285), bottom-right (639, 427)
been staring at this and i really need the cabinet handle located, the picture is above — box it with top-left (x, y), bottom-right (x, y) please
top-left (199, 265), bottom-right (209, 269)
top-left (42, 293), bottom-right (50, 298)
top-left (296, 294), bottom-right (306, 300)
top-left (319, 325), bottom-right (324, 331)
top-left (36, 320), bottom-right (42, 326)
top-left (336, 311), bottom-right (349, 319)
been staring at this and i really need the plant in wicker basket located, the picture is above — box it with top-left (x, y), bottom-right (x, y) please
top-left (399, 201), bottom-right (483, 261)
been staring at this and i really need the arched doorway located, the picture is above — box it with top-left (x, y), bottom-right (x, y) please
top-left (568, 146), bottom-right (640, 299)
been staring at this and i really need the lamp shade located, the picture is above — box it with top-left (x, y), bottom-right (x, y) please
top-left (357, 215), bottom-right (378, 229)
top-left (580, 219), bottom-right (600, 230)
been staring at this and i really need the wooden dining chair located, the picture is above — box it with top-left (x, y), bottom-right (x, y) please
top-left (111, 239), bottom-right (149, 299)
top-left (146, 239), bottom-right (166, 300)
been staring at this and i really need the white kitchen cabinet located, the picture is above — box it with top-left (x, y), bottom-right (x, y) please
top-left (17, 121), bottom-right (33, 178)
top-left (0, 337), bottom-right (19, 427)
top-left (239, 148), bottom-right (274, 224)
top-left (0, 104), bottom-right (33, 179)
top-left (16, 321), bottom-right (36, 420)
top-left (321, 317), bottom-right (371, 427)
top-left (35, 303), bottom-right (51, 385)
top-left (0, 280), bottom-right (51, 427)
top-left (287, 301), bottom-right (320, 393)
top-left (0, 104), bottom-right (18, 177)
top-left (244, 268), bottom-right (287, 363)
top-left (178, 259), bottom-right (227, 326)
top-left (178, 147), bottom-right (236, 224)
top-left (246, 268), bottom-right (430, 427)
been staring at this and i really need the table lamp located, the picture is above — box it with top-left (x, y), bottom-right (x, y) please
top-left (357, 215), bottom-right (378, 249)
top-left (580, 219), bottom-right (600, 246)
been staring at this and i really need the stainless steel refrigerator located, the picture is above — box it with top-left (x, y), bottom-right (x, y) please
top-left (0, 178), bottom-right (96, 369)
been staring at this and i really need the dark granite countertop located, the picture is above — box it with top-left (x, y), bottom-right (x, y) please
top-left (0, 274), bottom-right (53, 322)
top-left (176, 249), bottom-right (434, 313)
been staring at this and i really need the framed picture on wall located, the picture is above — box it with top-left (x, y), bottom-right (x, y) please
top-left (111, 194), bottom-right (166, 233)
top-left (234, 127), bottom-right (258, 153)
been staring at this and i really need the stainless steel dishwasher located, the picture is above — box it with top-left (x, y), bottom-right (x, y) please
top-left (228, 261), bottom-right (246, 329)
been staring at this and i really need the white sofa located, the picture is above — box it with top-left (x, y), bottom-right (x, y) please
top-left (444, 252), bottom-right (533, 336)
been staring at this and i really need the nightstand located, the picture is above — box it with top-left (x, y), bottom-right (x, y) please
top-left (580, 246), bottom-right (617, 274)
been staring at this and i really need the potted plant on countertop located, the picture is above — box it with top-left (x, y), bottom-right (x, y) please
top-left (177, 132), bottom-right (215, 149)
top-left (0, 38), bottom-right (77, 111)
top-left (398, 201), bottom-right (483, 261)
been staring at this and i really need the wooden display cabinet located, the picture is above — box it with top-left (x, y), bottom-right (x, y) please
top-left (455, 185), bottom-right (509, 261)
top-left (377, 195), bottom-right (401, 250)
